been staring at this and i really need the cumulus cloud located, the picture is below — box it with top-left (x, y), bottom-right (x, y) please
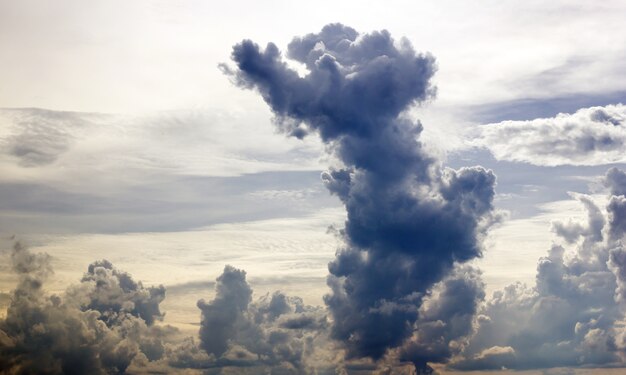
top-left (0, 242), bottom-right (174, 374)
top-left (68, 259), bottom-right (166, 327)
top-left (398, 265), bottom-right (485, 372)
top-left (0, 243), bottom-right (349, 374)
top-left (223, 23), bottom-right (498, 372)
top-left (476, 104), bottom-right (626, 166)
top-left (452, 167), bottom-right (626, 371)
top-left (0, 107), bottom-right (323, 179)
top-left (189, 265), bottom-right (337, 373)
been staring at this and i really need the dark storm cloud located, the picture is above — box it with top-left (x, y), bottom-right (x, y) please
top-left (223, 23), bottom-right (436, 142)
top-left (224, 23), bottom-right (498, 369)
top-left (453, 168), bottom-right (626, 371)
top-left (0, 242), bottom-right (174, 374)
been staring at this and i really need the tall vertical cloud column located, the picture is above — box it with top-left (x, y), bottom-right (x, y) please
top-left (223, 24), bottom-right (497, 364)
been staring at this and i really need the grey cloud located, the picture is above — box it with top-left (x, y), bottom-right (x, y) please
top-left (607, 168), bottom-right (626, 309)
top-left (0, 108), bottom-right (89, 167)
top-left (453, 168), bottom-right (626, 371)
top-left (608, 196), bottom-right (626, 242)
top-left (606, 167), bottom-right (626, 197)
top-left (224, 24), bottom-right (498, 371)
top-left (70, 259), bottom-right (166, 327)
top-left (197, 265), bottom-right (252, 357)
top-left (399, 265), bottom-right (485, 372)
top-left (0, 242), bottom-right (175, 374)
top-left (552, 194), bottom-right (605, 246)
top-left (189, 265), bottom-right (335, 373)
top-left (476, 104), bottom-right (626, 166)
top-left (224, 23), bottom-right (436, 142)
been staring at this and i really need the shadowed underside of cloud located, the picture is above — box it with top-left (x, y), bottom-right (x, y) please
top-left (223, 23), bottom-right (498, 372)
top-left (476, 104), bottom-right (626, 166)
top-left (451, 168), bottom-right (626, 371)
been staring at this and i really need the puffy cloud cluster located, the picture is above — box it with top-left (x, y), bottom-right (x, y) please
top-left (452, 168), bottom-right (626, 371)
top-left (68, 259), bottom-right (166, 327)
top-left (398, 266), bottom-right (485, 372)
top-left (223, 23), bottom-right (498, 372)
top-left (0, 242), bottom-right (173, 374)
top-left (188, 264), bottom-right (488, 374)
top-left (180, 265), bottom-right (336, 374)
top-left (477, 104), bottom-right (626, 166)
top-left (0, 241), bottom-right (342, 374)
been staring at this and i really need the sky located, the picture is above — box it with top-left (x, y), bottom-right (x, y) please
top-left (1, 1), bottom-right (626, 374)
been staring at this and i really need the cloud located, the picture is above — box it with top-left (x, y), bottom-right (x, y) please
top-left (452, 167), bottom-right (626, 371)
top-left (189, 265), bottom-right (335, 373)
top-left (0, 107), bottom-right (323, 180)
top-left (223, 23), bottom-right (498, 371)
top-left (398, 265), bottom-right (486, 371)
top-left (0, 108), bottom-right (83, 167)
top-left (0, 242), bottom-right (175, 374)
top-left (475, 104), bottom-right (626, 166)
top-left (197, 265), bottom-right (252, 357)
top-left (68, 259), bottom-right (166, 327)
top-left (0, 242), bottom-right (342, 374)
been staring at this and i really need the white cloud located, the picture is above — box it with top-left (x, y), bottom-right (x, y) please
top-left (476, 104), bottom-right (626, 166)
